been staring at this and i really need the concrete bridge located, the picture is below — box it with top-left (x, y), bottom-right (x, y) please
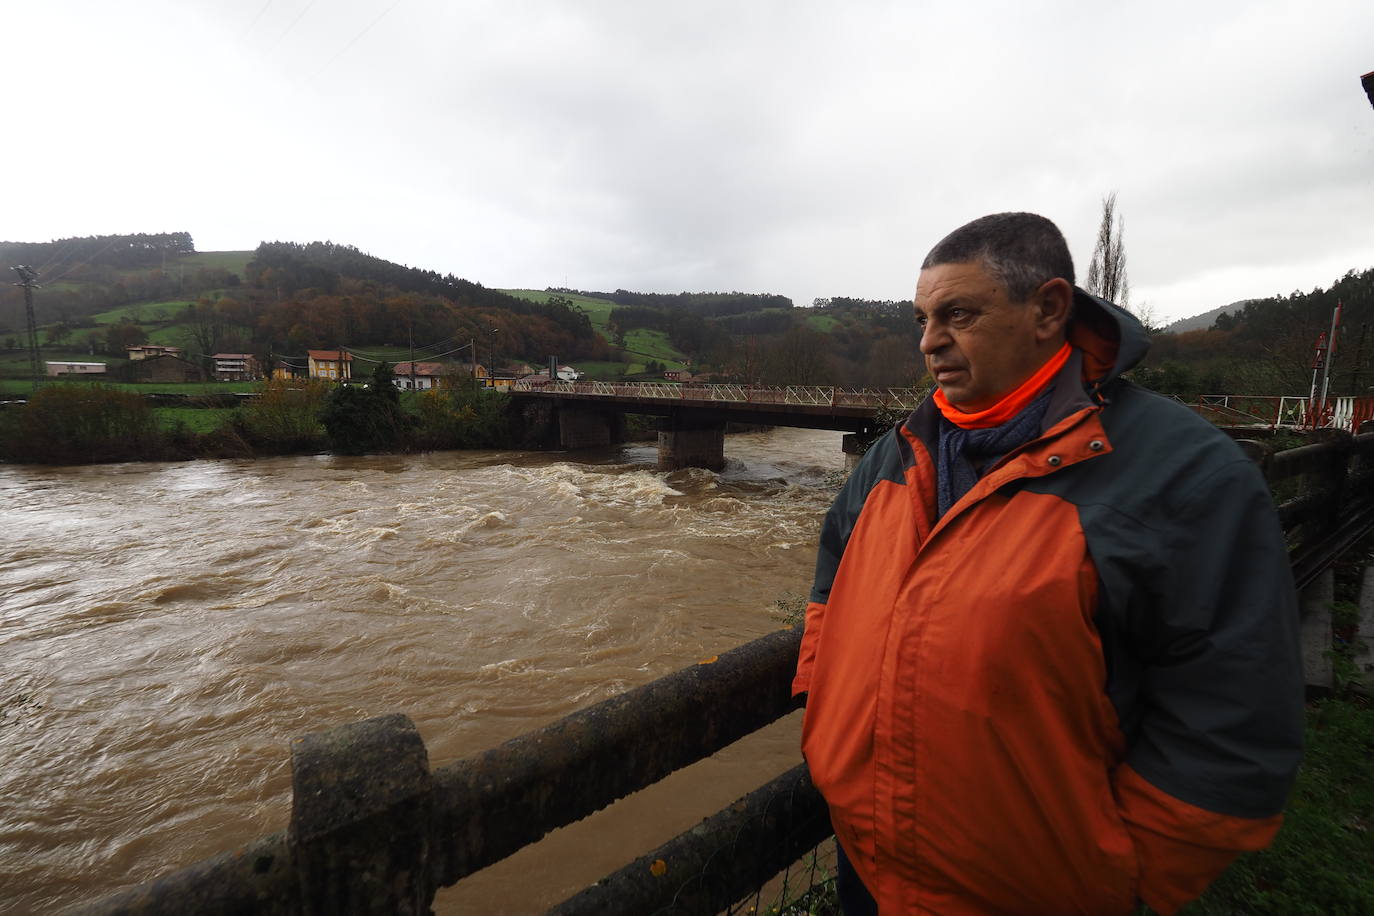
top-left (510, 380), bottom-right (928, 470)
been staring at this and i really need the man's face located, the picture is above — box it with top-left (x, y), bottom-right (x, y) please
top-left (914, 261), bottom-right (1053, 412)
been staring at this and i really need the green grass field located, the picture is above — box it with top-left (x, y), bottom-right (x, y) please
top-left (571, 360), bottom-right (629, 381)
top-left (89, 299), bottom-right (195, 325)
top-left (623, 329), bottom-right (687, 370)
top-left (805, 313), bottom-right (842, 333)
top-left (501, 289), bottom-right (690, 375)
top-left (501, 290), bottom-right (616, 336)
top-left (153, 407), bottom-right (238, 433)
top-left (176, 250), bottom-right (254, 276)
top-left (145, 325), bottom-right (187, 346)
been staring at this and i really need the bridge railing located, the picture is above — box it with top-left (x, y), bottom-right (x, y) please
top-left (78, 432), bottom-right (1374, 916)
top-left (1193, 394), bottom-right (1374, 433)
top-left (511, 379), bottom-right (929, 411)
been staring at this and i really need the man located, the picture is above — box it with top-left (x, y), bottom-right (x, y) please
top-left (793, 213), bottom-right (1303, 915)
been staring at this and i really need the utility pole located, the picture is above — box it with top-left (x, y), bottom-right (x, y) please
top-left (470, 338), bottom-right (477, 384)
top-left (408, 322), bottom-right (415, 392)
top-left (12, 265), bottom-right (42, 387)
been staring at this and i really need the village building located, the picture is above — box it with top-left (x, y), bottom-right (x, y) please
top-left (45, 360), bottom-right (107, 377)
top-left (126, 345), bottom-right (184, 360)
top-left (211, 353), bottom-right (260, 381)
top-left (272, 360), bottom-right (300, 380)
top-left (473, 363), bottom-right (517, 390)
top-left (518, 365), bottom-right (585, 386)
top-left (391, 361), bottom-right (450, 391)
top-left (307, 350), bottom-right (353, 381)
top-left (128, 354), bottom-right (206, 383)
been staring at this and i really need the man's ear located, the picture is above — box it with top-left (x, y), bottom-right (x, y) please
top-left (1032, 278), bottom-right (1074, 342)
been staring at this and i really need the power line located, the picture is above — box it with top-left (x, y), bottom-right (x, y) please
top-left (40, 237), bottom-right (127, 286)
top-left (243, 0), bottom-right (274, 38)
top-left (35, 238), bottom-right (80, 274)
top-left (344, 337), bottom-right (471, 362)
top-left (311, 0), bottom-right (403, 81)
top-left (270, 0), bottom-right (319, 50)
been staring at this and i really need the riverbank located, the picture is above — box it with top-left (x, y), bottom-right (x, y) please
top-left (0, 379), bottom-right (517, 465)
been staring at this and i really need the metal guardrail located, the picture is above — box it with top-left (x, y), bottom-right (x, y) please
top-left (1194, 394), bottom-right (1374, 433)
top-left (511, 379), bottom-right (928, 411)
top-left (76, 432), bottom-right (1374, 916)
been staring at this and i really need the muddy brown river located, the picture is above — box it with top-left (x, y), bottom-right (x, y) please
top-left (0, 428), bottom-right (846, 914)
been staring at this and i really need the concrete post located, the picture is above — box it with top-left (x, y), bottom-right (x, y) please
top-left (1299, 568), bottom-right (1334, 689)
top-left (1356, 566), bottom-right (1374, 684)
top-left (290, 714), bottom-right (434, 916)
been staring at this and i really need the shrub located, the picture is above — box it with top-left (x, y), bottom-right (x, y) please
top-left (321, 364), bottom-right (411, 455)
top-left (411, 378), bottom-right (512, 450)
top-left (0, 385), bottom-right (165, 464)
top-left (233, 378), bottom-right (330, 453)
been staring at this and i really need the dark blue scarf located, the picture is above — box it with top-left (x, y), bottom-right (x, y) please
top-left (936, 388), bottom-right (1053, 518)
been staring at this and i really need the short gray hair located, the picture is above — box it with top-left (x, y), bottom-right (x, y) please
top-left (921, 212), bottom-right (1075, 301)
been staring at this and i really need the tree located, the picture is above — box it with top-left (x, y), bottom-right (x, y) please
top-left (44, 321), bottom-right (71, 346)
top-left (105, 321), bottom-right (148, 355)
top-left (321, 362), bottom-right (409, 454)
top-left (181, 299), bottom-right (226, 360)
top-left (1085, 192), bottom-right (1130, 309)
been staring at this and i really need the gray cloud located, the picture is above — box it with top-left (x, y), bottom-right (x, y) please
top-left (4, 0), bottom-right (1372, 323)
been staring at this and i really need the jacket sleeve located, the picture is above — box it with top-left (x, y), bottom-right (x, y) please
top-left (792, 436), bottom-right (891, 697)
top-left (1112, 456), bottom-right (1304, 914)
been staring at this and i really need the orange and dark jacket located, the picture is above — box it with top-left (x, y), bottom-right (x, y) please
top-left (794, 291), bottom-right (1303, 915)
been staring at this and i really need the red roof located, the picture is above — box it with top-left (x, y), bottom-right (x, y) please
top-left (307, 350), bottom-right (353, 361)
top-left (392, 361), bottom-right (448, 376)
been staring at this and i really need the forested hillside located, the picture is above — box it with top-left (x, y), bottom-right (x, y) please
top-left (0, 233), bottom-right (238, 328)
top-left (0, 235), bottom-right (611, 374)
top-left (1140, 268), bottom-right (1374, 397)
top-left (12, 230), bottom-right (1363, 395)
top-left (553, 289), bottom-right (924, 387)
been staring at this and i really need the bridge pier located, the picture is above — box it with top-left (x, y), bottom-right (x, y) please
top-left (842, 432), bottom-right (885, 470)
top-left (558, 406), bottom-right (623, 450)
top-left (658, 416), bottom-right (726, 471)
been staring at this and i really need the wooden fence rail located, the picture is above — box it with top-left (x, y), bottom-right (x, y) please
top-left (77, 431), bottom-right (1374, 916)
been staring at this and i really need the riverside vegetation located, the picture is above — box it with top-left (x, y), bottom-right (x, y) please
top-left (0, 364), bottom-right (514, 465)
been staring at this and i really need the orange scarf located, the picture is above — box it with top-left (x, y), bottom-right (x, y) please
top-left (933, 342), bottom-right (1072, 430)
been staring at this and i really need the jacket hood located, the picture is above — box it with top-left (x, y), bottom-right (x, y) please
top-left (1068, 288), bottom-right (1151, 386)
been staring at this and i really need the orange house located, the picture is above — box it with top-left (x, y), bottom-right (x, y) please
top-left (307, 350), bottom-right (353, 381)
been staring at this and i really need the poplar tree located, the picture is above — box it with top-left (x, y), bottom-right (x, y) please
top-left (1086, 192), bottom-right (1130, 309)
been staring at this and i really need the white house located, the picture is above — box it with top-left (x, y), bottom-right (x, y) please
top-left (391, 361), bottom-right (449, 391)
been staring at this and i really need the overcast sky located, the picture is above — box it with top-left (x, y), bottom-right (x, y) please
top-left (6, 0), bottom-right (1373, 324)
